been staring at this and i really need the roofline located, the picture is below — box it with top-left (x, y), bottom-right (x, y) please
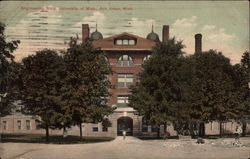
top-left (99, 48), bottom-right (154, 51)
top-left (100, 32), bottom-right (153, 41)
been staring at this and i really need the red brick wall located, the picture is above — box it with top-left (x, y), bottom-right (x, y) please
top-left (105, 51), bottom-right (151, 106)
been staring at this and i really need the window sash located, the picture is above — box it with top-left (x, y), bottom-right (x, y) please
top-left (117, 96), bottom-right (129, 106)
top-left (115, 39), bottom-right (136, 45)
top-left (129, 40), bottom-right (135, 45)
top-left (35, 120), bottom-right (41, 130)
top-left (118, 55), bottom-right (134, 66)
top-left (26, 120), bottom-right (31, 130)
top-left (3, 121), bottom-right (7, 130)
top-left (17, 120), bottom-right (22, 130)
top-left (93, 127), bottom-right (98, 132)
top-left (118, 74), bottom-right (133, 88)
top-left (142, 125), bottom-right (148, 132)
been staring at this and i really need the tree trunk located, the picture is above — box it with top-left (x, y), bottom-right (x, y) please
top-left (242, 121), bottom-right (246, 137)
top-left (219, 121), bottom-right (222, 137)
top-left (79, 123), bottom-right (83, 140)
top-left (199, 122), bottom-right (205, 137)
top-left (163, 123), bottom-right (168, 140)
top-left (45, 122), bottom-right (49, 142)
top-left (164, 123), bottom-right (167, 134)
top-left (157, 125), bottom-right (160, 138)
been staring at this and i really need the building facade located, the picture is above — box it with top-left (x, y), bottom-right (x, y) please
top-left (0, 24), bottom-right (249, 137)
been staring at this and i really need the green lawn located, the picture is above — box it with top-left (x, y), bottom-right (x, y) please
top-left (1, 133), bottom-right (114, 144)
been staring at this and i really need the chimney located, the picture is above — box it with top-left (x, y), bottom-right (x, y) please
top-left (82, 24), bottom-right (89, 44)
top-left (162, 25), bottom-right (169, 42)
top-left (195, 33), bottom-right (202, 54)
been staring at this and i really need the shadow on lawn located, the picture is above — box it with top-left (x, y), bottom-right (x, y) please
top-left (2, 133), bottom-right (114, 144)
top-left (137, 134), bottom-right (250, 140)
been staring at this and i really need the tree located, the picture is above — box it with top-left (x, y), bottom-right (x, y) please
top-left (190, 50), bottom-right (246, 136)
top-left (61, 38), bottom-right (113, 139)
top-left (0, 22), bottom-right (20, 116)
top-left (19, 49), bottom-right (65, 142)
top-left (129, 38), bottom-right (195, 137)
top-left (233, 51), bottom-right (250, 136)
top-left (0, 22), bottom-right (20, 142)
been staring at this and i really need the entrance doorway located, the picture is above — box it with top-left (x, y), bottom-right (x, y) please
top-left (117, 117), bottom-right (133, 136)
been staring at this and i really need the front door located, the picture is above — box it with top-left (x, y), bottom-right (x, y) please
top-left (117, 117), bottom-right (133, 136)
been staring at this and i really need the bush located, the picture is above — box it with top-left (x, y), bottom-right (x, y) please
top-left (197, 137), bottom-right (205, 144)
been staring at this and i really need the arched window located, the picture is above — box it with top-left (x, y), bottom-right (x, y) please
top-left (117, 55), bottom-right (134, 66)
top-left (143, 55), bottom-right (151, 62)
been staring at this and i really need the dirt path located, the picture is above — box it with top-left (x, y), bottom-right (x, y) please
top-left (1, 137), bottom-right (250, 159)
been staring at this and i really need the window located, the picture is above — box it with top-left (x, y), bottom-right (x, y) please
top-left (102, 127), bottom-right (108, 132)
top-left (142, 118), bottom-right (148, 132)
top-left (101, 96), bottom-right (109, 106)
top-left (151, 125), bottom-right (158, 132)
top-left (115, 39), bottom-right (136, 45)
top-left (93, 127), bottom-right (98, 132)
top-left (26, 120), bottom-right (31, 130)
top-left (123, 39), bottom-right (129, 45)
top-left (35, 120), bottom-right (41, 130)
top-left (143, 55), bottom-right (151, 62)
top-left (116, 39), bottom-right (122, 45)
top-left (117, 96), bottom-right (129, 107)
top-left (3, 121), bottom-right (7, 130)
top-left (117, 55), bottom-right (134, 66)
top-left (118, 74), bottom-right (133, 88)
top-left (142, 125), bottom-right (148, 132)
top-left (17, 120), bottom-right (22, 130)
top-left (129, 40), bottom-right (135, 45)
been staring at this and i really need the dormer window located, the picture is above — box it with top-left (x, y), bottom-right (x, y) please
top-left (115, 39), bottom-right (136, 45)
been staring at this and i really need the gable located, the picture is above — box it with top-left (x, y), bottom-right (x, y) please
top-left (92, 32), bottom-right (157, 51)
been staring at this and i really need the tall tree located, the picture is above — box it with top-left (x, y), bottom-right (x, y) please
top-left (129, 38), bottom-right (195, 137)
top-left (233, 51), bottom-right (250, 136)
top-left (19, 49), bottom-right (65, 142)
top-left (0, 22), bottom-right (20, 142)
top-left (0, 22), bottom-right (20, 116)
top-left (190, 50), bottom-right (246, 136)
top-left (61, 38), bottom-right (113, 139)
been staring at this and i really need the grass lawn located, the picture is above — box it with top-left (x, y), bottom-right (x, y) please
top-left (1, 133), bottom-right (114, 144)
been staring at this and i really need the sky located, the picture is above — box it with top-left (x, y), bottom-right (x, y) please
top-left (0, 1), bottom-right (249, 64)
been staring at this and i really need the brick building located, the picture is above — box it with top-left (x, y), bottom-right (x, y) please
top-left (0, 24), bottom-right (249, 137)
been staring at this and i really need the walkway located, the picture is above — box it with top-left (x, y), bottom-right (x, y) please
top-left (1, 137), bottom-right (250, 159)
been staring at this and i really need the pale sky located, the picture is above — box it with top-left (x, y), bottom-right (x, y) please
top-left (0, 1), bottom-right (249, 64)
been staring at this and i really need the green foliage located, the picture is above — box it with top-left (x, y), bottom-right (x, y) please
top-left (130, 38), bottom-right (193, 130)
top-left (233, 51), bottom-right (250, 121)
top-left (61, 37), bottom-right (113, 132)
top-left (190, 50), bottom-right (246, 122)
top-left (19, 50), bottom-right (65, 130)
top-left (0, 22), bottom-right (20, 116)
top-left (130, 38), bottom-right (249, 136)
top-left (196, 137), bottom-right (205, 144)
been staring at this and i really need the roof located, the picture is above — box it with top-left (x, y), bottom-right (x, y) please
top-left (90, 30), bottom-right (103, 41)
top-left (146, 32), bottom-right (160, 42)
top-left (92, 32), bottom-right (157, 51)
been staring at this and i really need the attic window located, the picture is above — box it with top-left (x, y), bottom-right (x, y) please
top-left (115, 39), bottom-right (136, 45)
